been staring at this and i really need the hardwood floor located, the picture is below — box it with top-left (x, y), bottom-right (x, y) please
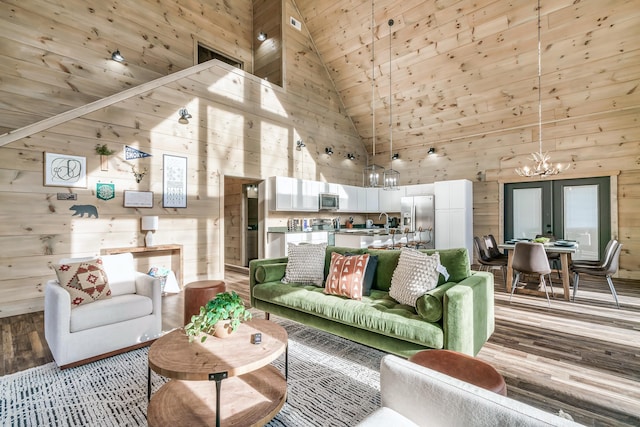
top-left (2, 266), bottom-right (639, 426)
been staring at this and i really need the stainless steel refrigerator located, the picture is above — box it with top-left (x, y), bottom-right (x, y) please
top-left (401, 195), bottom-right (435, 249)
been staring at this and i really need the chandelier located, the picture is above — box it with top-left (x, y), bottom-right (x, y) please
top-left (515, 0), bottom-right (569, 178)
top-left (363, 0), bottom-right (385, 187)
top-left (383, 18), bottom-right (400, 191)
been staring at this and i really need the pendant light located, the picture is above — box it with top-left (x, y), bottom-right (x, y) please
top-left (383, 19), bottom-right (400, 191)
top-left (363, 0), bottom-right (385, 187)
top-left (515, 0), bottom-right (569, 178)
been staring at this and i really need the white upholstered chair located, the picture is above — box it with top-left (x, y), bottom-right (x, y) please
top-left (45, 252), bottom-right (162, 368)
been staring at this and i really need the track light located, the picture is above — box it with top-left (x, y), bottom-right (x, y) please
top-left (296, 140), bottom-right (306, 150)
top-left (178, 108), bottom-right (192, 124)
top-left (392, 153), bottom-right (399, 160)
top-left (111, 49), bottom-right (124, 62)
top-left (428, 147), bottom-right (436, 155)
top-left (257, 32), bottom-right (267, 41)
top-left (347, 153), bottom-right (355, 160)
top-left (325, 147), bottom-right (334, 155)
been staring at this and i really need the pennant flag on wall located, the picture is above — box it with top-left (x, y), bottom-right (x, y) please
top-left (124, 146), bottom-right (152, 160)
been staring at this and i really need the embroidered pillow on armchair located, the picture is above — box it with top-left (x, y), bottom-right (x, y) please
top-left (53, 258), bottom-right (112, 307)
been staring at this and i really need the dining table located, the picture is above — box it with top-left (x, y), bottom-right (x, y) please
top-left (498, 242), bottom-right (577, 301)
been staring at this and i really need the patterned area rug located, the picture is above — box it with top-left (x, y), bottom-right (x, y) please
top-left (0, 316), bottom-right (383, 426)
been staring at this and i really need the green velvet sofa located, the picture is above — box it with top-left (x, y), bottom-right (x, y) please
top-left (249, 246), bottom-right (494, 357)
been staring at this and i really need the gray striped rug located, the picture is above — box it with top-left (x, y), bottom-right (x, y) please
top-left (0, 317), bottom-right (383, 426)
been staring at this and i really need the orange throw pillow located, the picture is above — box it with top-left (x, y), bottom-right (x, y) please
top-left (324, 252), bottom-right (370, 300)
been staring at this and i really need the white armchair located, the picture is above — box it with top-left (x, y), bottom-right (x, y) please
top-left (45, 252), bottom-right (162, 368)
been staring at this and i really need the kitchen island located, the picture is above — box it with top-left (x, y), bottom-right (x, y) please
top-left (334, 229), bottom-right (408, 249)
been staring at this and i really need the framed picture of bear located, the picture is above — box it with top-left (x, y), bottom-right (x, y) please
top-left (44, 152), bottom-right (87, 188)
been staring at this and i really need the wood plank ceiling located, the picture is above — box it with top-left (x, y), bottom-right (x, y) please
top-left (295, 0), bottom-right (639, 167)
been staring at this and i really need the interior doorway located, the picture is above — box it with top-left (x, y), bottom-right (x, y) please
top-left (224, 176), bottom-right (263, 267)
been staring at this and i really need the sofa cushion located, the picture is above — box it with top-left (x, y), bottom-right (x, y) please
top-left (389, 249), bottom-right (440, 307)
top-left (69, 294), bottom-right (153, 332)
top-left (367, 249), bottom-right (401, 292)
top-left (255, 263), bottom-right (287, 283)
top-left (253, 282), bottom-right (444, 349)
top-left (282, 243), bottom-right (328, 286)
top-left (423, 248), bottom-right (470, 285)
top-left (324, 246), bottom-right (368, 279)
top-left (100, 253), bottom-right (137, 295)
top-left (54, 258), bottom-right (112, 307)
top-left (325, 252), bottom-right (370, 300)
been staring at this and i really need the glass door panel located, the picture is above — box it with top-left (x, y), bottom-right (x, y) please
top-left (513, 188), bottom-right (542, 239)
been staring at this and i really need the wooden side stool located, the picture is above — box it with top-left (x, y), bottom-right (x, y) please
top-left (408, 349), bottom-right (507, 396)
top-left (183, 280), bottom-right (226, 325)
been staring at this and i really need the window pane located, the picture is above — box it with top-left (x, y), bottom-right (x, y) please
top-left (513, 188), bottom-right (542, 239)
top-left (564, 185), bottom-right (599, 261)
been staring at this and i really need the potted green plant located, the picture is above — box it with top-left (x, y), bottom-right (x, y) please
top-left (95, 144), bottom-right (116, 171)
top-left (184, 291), bottom-right (252, 342)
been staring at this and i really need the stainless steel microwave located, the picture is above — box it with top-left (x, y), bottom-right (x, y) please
top-left (319, 193), bottom-right (339, 210)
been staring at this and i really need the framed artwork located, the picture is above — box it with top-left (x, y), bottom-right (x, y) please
top-left (44, 152), bottom-right (87, 188)
top-left (163, 154), bottom-right (187, 208)
top-left (123, 190), bottom-right (154, 208)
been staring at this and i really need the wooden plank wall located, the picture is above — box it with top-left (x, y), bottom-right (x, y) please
top-left (0, 0), bottom-right (366, 318)
top-left (297, 0), bottom-right (640, 279)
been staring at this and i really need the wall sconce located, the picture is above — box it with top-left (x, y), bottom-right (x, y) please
top-left (392, 153), bottom-right (399, 160)
top-left (296, 140), bottom-right (306, 150)
top-left (325, 147), bottom-right (334, 155)
top-left (347, 153), bottom-right (355, 160)
top-left (428, 147), bottom-right (436, 155)
top-left (257, 32), bottom-right (267, 41)
top-left (141, 216), bottom-right (159, 247)
top-left (111, 49), bottom-right (124, 62)
top-left (178, 108), bottom-right (192, 124)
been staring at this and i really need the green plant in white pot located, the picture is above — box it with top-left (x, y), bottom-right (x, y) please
top-left (185, 291), bottom-right (252, 343)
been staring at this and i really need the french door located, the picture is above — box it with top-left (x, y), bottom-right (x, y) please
top-left (504, 177), bottom-right (611, 261)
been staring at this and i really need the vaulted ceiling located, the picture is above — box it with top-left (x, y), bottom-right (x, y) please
top-left (295, 0), bottom-right (638, 166)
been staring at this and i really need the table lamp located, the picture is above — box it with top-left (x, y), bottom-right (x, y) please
top-left (141, 216), bottom-right (159, 247)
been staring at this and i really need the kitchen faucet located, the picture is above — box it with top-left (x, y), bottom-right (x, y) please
top-left (379, 212), bottom-right (389, 230)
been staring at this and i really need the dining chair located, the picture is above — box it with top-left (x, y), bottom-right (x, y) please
top-left (483, 235), bottom-right (508, 261)
top-left (473, 236), bottom-right (507, 284)
top-left (535, 233), bottom-right (561, 279)
top-left (509, 242), bottom-right (554, 307)
top-left (571, 239), bottom-right (618, 268)
top-left (571, 242), bottom-right (622, 308)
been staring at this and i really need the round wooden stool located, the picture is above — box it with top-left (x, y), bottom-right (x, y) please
top-left (409, 349), bottom-right (507, 396)
top-left (183, 280), bottom-right (226, 325)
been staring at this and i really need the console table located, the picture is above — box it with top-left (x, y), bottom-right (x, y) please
top-left (101, 244), bottom-right (183, 289)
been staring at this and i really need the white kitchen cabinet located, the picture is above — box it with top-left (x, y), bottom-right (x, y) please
top-left (404, 183), bottom-right (435, 196)
top-left (338, 185), bottom-right (360, 212)
top-left (378, 187), bottom-right (405, 213)
top-left (434, 179), bottom-right (473, 264)
top-left (269, 176), bottom-right (295, 211)
top-left (266, 231), bottom-right (329, 258)
top-left (365, 187), bottom-right (379, 212)
top-left (269, 176), bottom-right (320, 212)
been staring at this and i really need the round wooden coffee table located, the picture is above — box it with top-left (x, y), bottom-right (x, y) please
top-left (147, 319), bottom-right (288, 427)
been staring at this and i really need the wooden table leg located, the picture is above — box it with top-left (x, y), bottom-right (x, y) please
top-left (505, 250), bottom-right (514, 293)
top-left (560, 253), bottom-right (571, 301)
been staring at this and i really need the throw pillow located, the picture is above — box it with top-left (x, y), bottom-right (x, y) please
top-left (389, 248), bottom-right (440, 307)
top-left (346, 252), bottom-right (378, 296)
top-left (54, 258), bottom-right (112, 307)
top-left (282, 243), bottom-right (328, 286)
top-left (324, 252), bottom-right (370, 300)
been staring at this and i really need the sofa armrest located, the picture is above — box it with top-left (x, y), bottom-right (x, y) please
top-left (134, 272), bottom-right (162, 314)
top-left (367, 355), bottom-right (581, 427)
top-left (44, 280), bottom-right (72, 359)
top-left (443, 271), bottom-right (495, 356)
top-left (249, 257), bottom-right (288, 307)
